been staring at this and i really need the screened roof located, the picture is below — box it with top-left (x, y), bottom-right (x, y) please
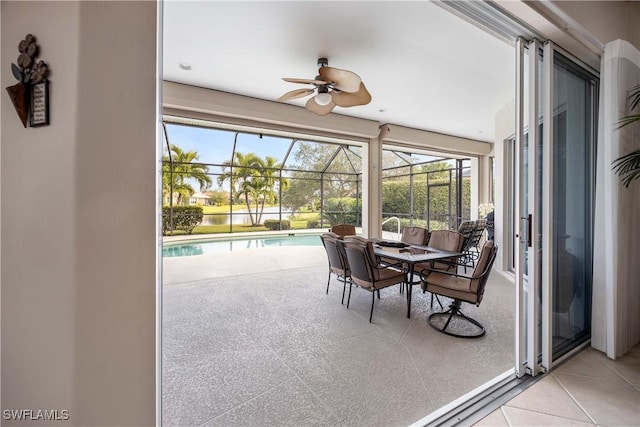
top-left (163, 118), bottom-right (469, 190)
top-left (163, 121), bottom-right (363, 176)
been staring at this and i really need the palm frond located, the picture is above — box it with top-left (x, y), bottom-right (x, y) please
top-left (628, 84), bottom-right (640, 111)
top-left (615, 114), bottom-right (640, 129)
top-left (612, 149), bottom-right (640, 187)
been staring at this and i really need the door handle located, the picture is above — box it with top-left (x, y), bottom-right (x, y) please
top-left (519, 215), bottom-right (532, 247)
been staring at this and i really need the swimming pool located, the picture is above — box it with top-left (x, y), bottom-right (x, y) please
top-left (162, 233), bottom-right (323, 257)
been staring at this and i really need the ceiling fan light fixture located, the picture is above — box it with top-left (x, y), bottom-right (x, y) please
top-left (279, 58), bottom-right (371, 115)
top-left (315, 91), bottom-right (332, 106)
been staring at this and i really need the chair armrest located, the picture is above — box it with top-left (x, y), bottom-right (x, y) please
top-left (419, 267), bottom-right (475, 281)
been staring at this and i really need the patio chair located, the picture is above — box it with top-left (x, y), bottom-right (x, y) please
top-left (421, 240), bottom-right (498, 338)
top-left (320, 232), bottom-right (351, 304)
top-left (422, 229), bottom-right (466, 308)
top-left (401, 226), bottom-right (430, 246)
top-left (329, 224), bottom-right (356, 238)
top-left (378, 226), bottom-right (428, 279)
top-left (426, 229), bottom-right (466, 271)
top-left (393, 226), bottom-right (430, 293)
top-left (343, 237), bottom-right (406, 323)
top-left (457, 220), bottom-right (476, 241)
top-left (458, 219), bottom-right (487, 270)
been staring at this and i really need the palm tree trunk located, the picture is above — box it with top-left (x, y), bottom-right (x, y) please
top-left (253, 200), bottom-right (261, 225)
top-left (257, 198), bottom-right (266, 225)
top-left (244, 193), bottom-right (255, 225)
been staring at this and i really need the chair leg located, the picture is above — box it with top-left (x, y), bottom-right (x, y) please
top-left (428, 300), bottom-right (485, 338)
top-left (369, 291), bottom-right (375, 323)
top-left (435, 295), bottom-right (443, 309)
top-left (429, 293), bottom-right (443, 310)
top-left (346, 282), bottom-right (353, 308)
top-left (377, 289), bottom-right (381, 300)
top-left (341, 278), bottom-right (347, 305)
top-left (326, 272), bottom-right (331, 294)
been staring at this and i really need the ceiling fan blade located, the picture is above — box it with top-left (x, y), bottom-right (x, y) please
top-left (277, 88), bottom-right (315, 102)
top-left (282, 77), bottom-right (329, 85)
top-left (305, 97), bottom-right (336, 116)
top-left (331, 82), bottom-right (372, 107)
top-left (319, 66), bottom-right (362, 93)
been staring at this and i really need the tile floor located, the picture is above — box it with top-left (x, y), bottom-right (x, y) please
top-left (475, 344), bottom-right (640, 427)
top-left (163, 246), bottom-right (515, 426)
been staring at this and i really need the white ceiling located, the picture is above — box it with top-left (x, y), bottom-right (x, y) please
top-left (162, 1), bottom-right (515, 142)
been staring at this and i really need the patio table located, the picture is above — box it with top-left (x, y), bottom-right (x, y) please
top-left (373, 242), bottom-right (463, 318)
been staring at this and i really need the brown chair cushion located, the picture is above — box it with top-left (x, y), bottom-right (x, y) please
top-left (343, 238), bottom-right (404, 290)
top-left (470, 240), bottom-right (494, 292)
top-left (329, 224), bottom-right (356, 238)
top-left (427, 230), bottom-right (464, 271)
top-left (401, 226), bottom-right (429, 246)
top-left (425, 272), bottom-right (479, 305)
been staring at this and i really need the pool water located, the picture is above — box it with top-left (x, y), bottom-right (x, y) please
top-left (163, 234), bottom-right (323, 258)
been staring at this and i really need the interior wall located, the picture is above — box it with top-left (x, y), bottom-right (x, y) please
top-left (552, 1), bottom-right (640, 50)
top-left (2, 2), bottom-right (80, 421)
top-left (1, 2), bottom-right (157, 425)
top-left (493, 99), bottom-right (516, 273)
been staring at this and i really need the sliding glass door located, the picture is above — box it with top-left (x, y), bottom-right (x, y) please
top-left (547, 50), bottom-right (597, 360)
top-left (515, 40), bottom-right (598, 375)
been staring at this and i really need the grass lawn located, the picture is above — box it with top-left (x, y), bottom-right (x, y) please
top-left (164, 206), bottom-right (324, 236)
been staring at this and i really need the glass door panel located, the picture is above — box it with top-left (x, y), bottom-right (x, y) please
top-left (550, 51), bottom-right (596, 360)
top-left (517, 41), bottom-right (597, 374)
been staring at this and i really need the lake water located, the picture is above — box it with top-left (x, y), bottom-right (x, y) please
top-left (201, 206), bottom-right (292, 225)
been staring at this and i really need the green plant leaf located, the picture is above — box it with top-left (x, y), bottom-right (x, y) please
top-left (628, 84), bottom-right (640, 110)
top-left (612, 149), bottom-right (640, 187)
top-left (615, 114), bottom-right (640, 129)
top-left (11, 63), bottom-right (22, 81)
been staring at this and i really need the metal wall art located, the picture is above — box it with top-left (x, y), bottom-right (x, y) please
top-left (6, 34), bottom-right (50, 127)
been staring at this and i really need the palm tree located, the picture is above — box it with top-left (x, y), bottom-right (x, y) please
top-left (217, 152), bottom-right (288, 226)
top-left (163, 144), bottom-right (212, 205)
top-left (613, 84), bottom-right (640, 187)
top-left (255, 156), bottom-right (289, 224)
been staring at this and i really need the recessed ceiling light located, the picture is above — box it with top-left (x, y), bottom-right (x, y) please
top-left (179, 63), bottom-right (192, 71)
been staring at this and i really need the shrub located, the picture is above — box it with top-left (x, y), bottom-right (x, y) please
top-left (163, 206), bottom-right (203, 235)
top-left (264, 219), bottom-right (291, 230)
top-left (323, 197), bottom-right (361, 226)
top-left (307, 219), bottom-right (320, 228)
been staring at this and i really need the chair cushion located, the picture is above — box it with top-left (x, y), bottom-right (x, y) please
top-left (401, 227), bottom-right (428, 245)
top-left (329, 224), bottom-right (356, 238)
top-left (373, 266), bottom-right (405, 290)
top-left (424, 272), bottom-right (479, 304)
top-left (428, 230), bottom-right (464, 252)
top-left (470, 240), bottom-right (494, 292)
top-left (345, 236), bottom-right (379, 268)
top-left (427, 230), bottom-right (465, 272)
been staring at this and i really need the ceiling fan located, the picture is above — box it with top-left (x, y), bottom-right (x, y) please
top-left (277, 58), bottom-right (372, 116)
